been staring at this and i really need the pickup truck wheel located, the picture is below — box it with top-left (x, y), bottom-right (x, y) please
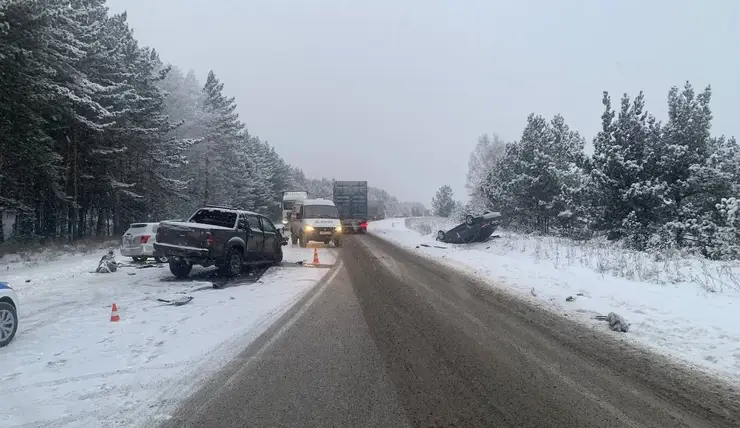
top-left (169, 260), bottom-right (192, 279)
top-left (224, 248), bottom-right (244, 277)
top-left (299, 234), bottom-right (307, 248)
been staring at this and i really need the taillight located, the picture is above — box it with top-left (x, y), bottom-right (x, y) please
top-left (205, 232), bottom-right (215, 247)
top-left (360, 221), bottom-right (368, 229)
top-left (140, 235), bottom-right (151, 244)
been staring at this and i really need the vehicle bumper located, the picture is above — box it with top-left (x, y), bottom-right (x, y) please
top-left (120, 243), bottom-right (156, 257)
top-left (340, 221), bottom-right (367, 233)
top-left (153, 243), bottom-right (211, 261)
top-left (304, 230), bottom-right (342, 241)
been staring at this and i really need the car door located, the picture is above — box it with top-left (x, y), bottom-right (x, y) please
top-left (237, 214), bottom-right (255, 258)
top-left (259, 216), bottom-right (279, 257)
top-left (246, 214), bottom-right (265, 260)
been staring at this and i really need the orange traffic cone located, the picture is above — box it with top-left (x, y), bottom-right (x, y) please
top-left (110, 303), bottom-right (120, 322)
top-left (313, 248), bottom-right (320, 264)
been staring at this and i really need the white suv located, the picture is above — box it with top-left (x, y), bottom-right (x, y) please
top-left (0, 282), bottom-right (19, 347)
top-left (121, 222), bottom-right (167, 262)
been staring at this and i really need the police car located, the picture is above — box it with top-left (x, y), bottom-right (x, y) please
top-left (0, 281), bottom-right (18, 347)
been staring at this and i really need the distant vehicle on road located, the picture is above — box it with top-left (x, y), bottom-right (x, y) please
top-left (368, 200), bottom-right (386, 221)
top-left (290, 198), bottom-right (343, 247)
top-left (121, 222), bottom-right (168, 263)
top-left (154, 206), bottom-right (287, 279)
top-left (0, 281), bottom-right (18, 347)
top-left (333, 181), bottom-right (368, 233)
top-left (436, 212), bottom-right (501, 244)
top-left (281, 190), bottom-right (308, 226)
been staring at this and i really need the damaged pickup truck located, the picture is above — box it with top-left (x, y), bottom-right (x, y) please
top-left (153, 206), bottom-right (287, 279)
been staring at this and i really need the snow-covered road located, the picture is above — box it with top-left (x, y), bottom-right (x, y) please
top-left (0, 244), bottom-right (338, 428)
top-left (369, 218), bottom-right (740, 387)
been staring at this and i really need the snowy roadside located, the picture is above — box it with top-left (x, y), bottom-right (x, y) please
top-left (0, 239), bottom-right (120, 269)
top-left (0, 244), bottom-right (338, 428)
top-left (368, 217), bottom-right (740, 386)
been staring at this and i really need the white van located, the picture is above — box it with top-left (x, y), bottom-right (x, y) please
top-left (289, 198), bottom-right (342, 247)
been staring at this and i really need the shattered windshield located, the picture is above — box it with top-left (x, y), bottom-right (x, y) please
top-left (188, 209), bottom-right (237, 228)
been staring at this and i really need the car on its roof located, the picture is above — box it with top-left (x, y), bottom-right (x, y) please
top-left (436, 211), bottom-right (501, 244)
top-left (0, 281), bottom-right (19, 347)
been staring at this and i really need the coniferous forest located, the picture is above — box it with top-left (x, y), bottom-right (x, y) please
top-left (459, 84), bottom-right (740, 260)
top-left (0, 1), bottom-right (406, 246)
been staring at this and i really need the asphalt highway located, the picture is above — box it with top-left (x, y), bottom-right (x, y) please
top-left (161, 234), bottom-right (740, 428)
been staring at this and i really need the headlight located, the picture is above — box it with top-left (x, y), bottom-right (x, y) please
top-left (304, 225), bottom-right (314, 232)
top-left (335, 226), bottom-right (342, 232)
top-left (282, 220), bottom-right (288, 224)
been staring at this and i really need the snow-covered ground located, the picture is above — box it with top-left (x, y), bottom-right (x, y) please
top-left (0, 243), bottom-right (338, 428)
top-left (369, 217), bottom-right (740, 385)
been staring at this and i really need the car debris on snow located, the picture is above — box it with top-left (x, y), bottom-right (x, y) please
top-left (595, 312), bottom-right (630, 333)
top-left (95, 249), bottom-right (118, 273)
top-left (420, 243), bottom-right (447, 249)
top-left (156, 295), bottom-right (194, 306)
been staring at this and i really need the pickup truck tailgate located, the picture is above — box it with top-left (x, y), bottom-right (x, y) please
top-left (156, 222), bottom-right (207, 248)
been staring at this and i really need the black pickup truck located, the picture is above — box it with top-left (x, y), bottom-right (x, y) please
top-left (153, 206), bottom-right (287, 279)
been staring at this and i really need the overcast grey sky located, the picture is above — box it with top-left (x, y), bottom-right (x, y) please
top-left (107, 0), bottom-right (738, 204)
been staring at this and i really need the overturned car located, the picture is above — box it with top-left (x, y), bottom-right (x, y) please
top-left (436, 211), bottom-right (501, 244)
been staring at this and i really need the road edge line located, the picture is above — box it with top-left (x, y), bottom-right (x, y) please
top-left (224, 260), bottom-right (343, 384)
top-left (158, 260), bottom-right (344, 426)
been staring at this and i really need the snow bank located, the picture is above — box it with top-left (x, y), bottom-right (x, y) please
top-left (0, 245), bottom-right (338, 427)
top-left (0, 239), bottom-right (120, 268)
top-left (369, 217), bottom-right (740, 385)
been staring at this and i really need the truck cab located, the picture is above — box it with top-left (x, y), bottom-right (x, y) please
top-left (281, 191), bottom-right (308, 227)
top-left (289, 198), bottom-right (343, 247)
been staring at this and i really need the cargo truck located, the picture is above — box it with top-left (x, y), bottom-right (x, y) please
top-left (282, 190), bottom-right (308, 226)
top-left (332, 181), bottom-right (368, 233)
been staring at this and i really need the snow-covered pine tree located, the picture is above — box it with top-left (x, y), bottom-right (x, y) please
top-left (200, 70), bottom-right (245, 206)
top-left (466, 133), bottom-right (506, 205)
top-left (483, 114), bottom-right (584, 233)
top-left (432, 185), bottom-right (455, 217)
top-left (0, 0), bottom-right (61, 241)
top-left (156, 67), bottom-right (210, 216)
top-left (589, 91), bottom-right (663, 247)
top-left (232, 133), bottom-right (276, 215)
top-left (122, 48), bottom-right (192, 223)
top-left (653, 83), bottom-right (717, 248)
